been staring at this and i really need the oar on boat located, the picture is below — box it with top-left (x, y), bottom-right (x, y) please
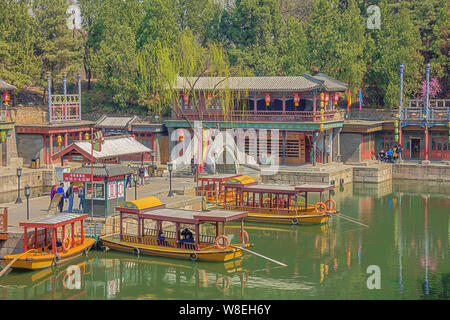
top-left (0, 249), bottom-right (36, 278)
top-left (231, 246), bottom-right (287, 267)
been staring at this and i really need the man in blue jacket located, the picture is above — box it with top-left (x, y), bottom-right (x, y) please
top-left (56, 183), bottom-right (67, 212)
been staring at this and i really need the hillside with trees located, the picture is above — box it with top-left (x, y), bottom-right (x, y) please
top-left (0, 0), bottom-right (448, 116)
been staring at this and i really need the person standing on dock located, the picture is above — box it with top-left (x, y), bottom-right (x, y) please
top-left (56, 183), bottom-right (66, 212)
top-left (138, 166), bottom-right (145, 187)
top-left (50, 185), bottom-right (57, 200)
top-left (78, 185), bottom-right (85, 213)
top-left (66, 182), bottom-right (75, 213)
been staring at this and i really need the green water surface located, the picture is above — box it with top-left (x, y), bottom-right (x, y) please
top-left (0, 180), bottom-right (448, 300)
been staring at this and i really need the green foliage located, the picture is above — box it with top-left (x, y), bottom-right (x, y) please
top-left (0, 0), bottom-right (447, 111)
top-left (0, 0), bottom-right (41, 89)
top-left (32, 0), bottom-right (83, 81)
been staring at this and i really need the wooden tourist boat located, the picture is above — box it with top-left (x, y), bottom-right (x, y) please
top-left (100, 197), bottom-right (252, 262)
top-left (2, 214), bottom-right (95, 270)
top-left (197, 174), bottom-right (257, 205)
top-left (223, 182), bottom-right (337, 226)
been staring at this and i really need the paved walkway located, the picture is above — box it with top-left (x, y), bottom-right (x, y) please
top-left (3, 176), bottom-right (197, 230)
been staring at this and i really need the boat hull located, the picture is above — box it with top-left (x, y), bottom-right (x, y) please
top-left (245, 213), bottom-right (331, 225)
top-left (100, 234), bottom-right (247, 262)
top-left (2, 238), bottom-right (96, 270)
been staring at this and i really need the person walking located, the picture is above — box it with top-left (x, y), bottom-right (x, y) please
top-left (56, 183), bottom-right (66, 212)
top-left (398, 144), bottom-right (403, 163)
top-left (66, 182), bottom-right (75, 213)
top-left (78, 185), bottom-right (85, 213)
top-left (139, 165), bottom-right (145, 187)
top-left (125, 172), bottom-right (132, 189)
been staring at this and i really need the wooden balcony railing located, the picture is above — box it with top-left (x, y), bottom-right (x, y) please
top-left (173, 109), bottom-right (337, 122)
top-left (400, 99), bottom-right (450, 124)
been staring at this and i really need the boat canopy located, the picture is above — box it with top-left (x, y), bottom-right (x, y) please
top-left (138, 208), bottom-right (248, 224)
top-left (19, 214), bottom-right (88, 229)
top-left (224, 175), bottom-right (257, 185)
top-left (243, 184), bottom-right (298, 194)
top-left (120, 196), bottom-right (164, 210)
top-left (295, 184), bottom-right (335, 192)
top-left (197, 174), bottom-right (241, 182)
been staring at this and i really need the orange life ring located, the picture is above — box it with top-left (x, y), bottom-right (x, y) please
top-left (215, 235), bottom-right (230, 250)
top-left (62, 236), bottom-right (72, 253)
top-left (262, 198), bottom-right (271, 207)
top-left (239, 230), bottom-right (249, 245)
top-left (215, 275), bottom-right (230, 292)
top-left (325, 199), bottom-right (336, 211)
top-left (315, 202), bottom-right (327, 214)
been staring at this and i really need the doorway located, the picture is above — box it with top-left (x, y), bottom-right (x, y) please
top-left (411, 138), bottom-right (421, 158)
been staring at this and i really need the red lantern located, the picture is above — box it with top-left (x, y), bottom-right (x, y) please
top-left (131, 134), bottom-right (136, 139)
top-left (324, 93), bottom-right (329, 103)
top-left (265, 93), bottom-right (271, 106)
top-left (183, 94), bottom-right (189, 106)
top-left (411, 113), bottom-right (417, 117)
top-left (207, 93), bottom-right (212, 106)
top-left (438, 113), bottom-right (443, 118)
top-left (333, 93), bottom-right (339, 104)
top-left (178, 129), bottom-right (184, 142)
top-left (294, 93), bottom-right (300, 107)
top-left (3, 92), bottom-right (10, 105)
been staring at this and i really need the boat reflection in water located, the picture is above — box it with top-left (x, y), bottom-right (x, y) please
top-left (0, 252), bottom-right (250, 300)
top-left (0, 256), bottom-right (92, 300)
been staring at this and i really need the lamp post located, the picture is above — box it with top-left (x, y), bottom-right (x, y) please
top-left (24, 185), bottom-right (31, 220)
top-left (168, 163), bottom-right (173, 197)
top-left (151, 150), bottom-right (155, 177)
top-left (15, 168), bottom-right (22, 204)
top-left (133, 174), bottom-right (138, 200)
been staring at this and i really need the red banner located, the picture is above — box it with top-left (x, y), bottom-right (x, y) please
top-left (63, 172), bottom-right (92, 182)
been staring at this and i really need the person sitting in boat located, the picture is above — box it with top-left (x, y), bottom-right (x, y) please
top-left (47, 240), bottom-right (63, 252)
top-left (179, 228), bottom-right (195, 249)
top-left (157, 231), bottom-right (167, 246)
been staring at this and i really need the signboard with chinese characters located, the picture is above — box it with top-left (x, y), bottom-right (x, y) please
top-left (63, 172), bottom-right (92, 182)
top-left (117, 181), bottom-right (125, 198)
top-left (108, 181), bottom-right (117, 200)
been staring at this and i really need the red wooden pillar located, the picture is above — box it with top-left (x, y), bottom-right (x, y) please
top-left (44, 228), bottom-right (48, 246)
top-left (282, 95), bottom-right (286, 120)
top-left (80, 220), bottom-right (84, 243)
top-left (34, 228), bottom-right (38, 249)
top-left (64, 133), bottom-right (68, 148)
top-left (119, 213), bottom-right (123, 241)
top-left (24, 227), bottom-right (28, 252)
top-left (52, 227), bottom-right (56, 254)
top-left (43, 135), bottom-right (48, 165)
top-left (71, 223), bottom-right (75, 246)
top-left (195, 224), bottom-right (200, 250)
top-left (49, 134), bottom-right (53, 161)
top-left (78, 131), bottom-right (82, 141)
top-left (424, 125), bottom-right (429, 160)
top-left (62, 225), bottom-right (65, 244)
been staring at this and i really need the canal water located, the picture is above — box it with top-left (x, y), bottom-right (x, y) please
top-left (0, 180), bottom-right (448, 300)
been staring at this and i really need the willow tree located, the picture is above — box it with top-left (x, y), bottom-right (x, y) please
top-left (137, 30), bottom-right (246, 127)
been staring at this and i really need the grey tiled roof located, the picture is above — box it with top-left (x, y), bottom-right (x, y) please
top-left (174, 76), bottom-right (322, 92)
top-left (71, 163), bottom-right (133, 177)
top-left (95, 115), bottom-right (140, 128)
top-left (0, 80), bottom-right (16, 91)
top-left (173, 74), bottom-right (348, 92)
top-left (74, 135), bottom-right (151, 159)
top-left (310, 73), bottom-right (348, 92)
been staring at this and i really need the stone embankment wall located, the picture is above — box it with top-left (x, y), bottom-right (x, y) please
top-left (393, 163), bottom-right (450, 182)
top-left (0, 169), bottom-right (55, 194)
top-left (9, 106), bottom-right (47, 124)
